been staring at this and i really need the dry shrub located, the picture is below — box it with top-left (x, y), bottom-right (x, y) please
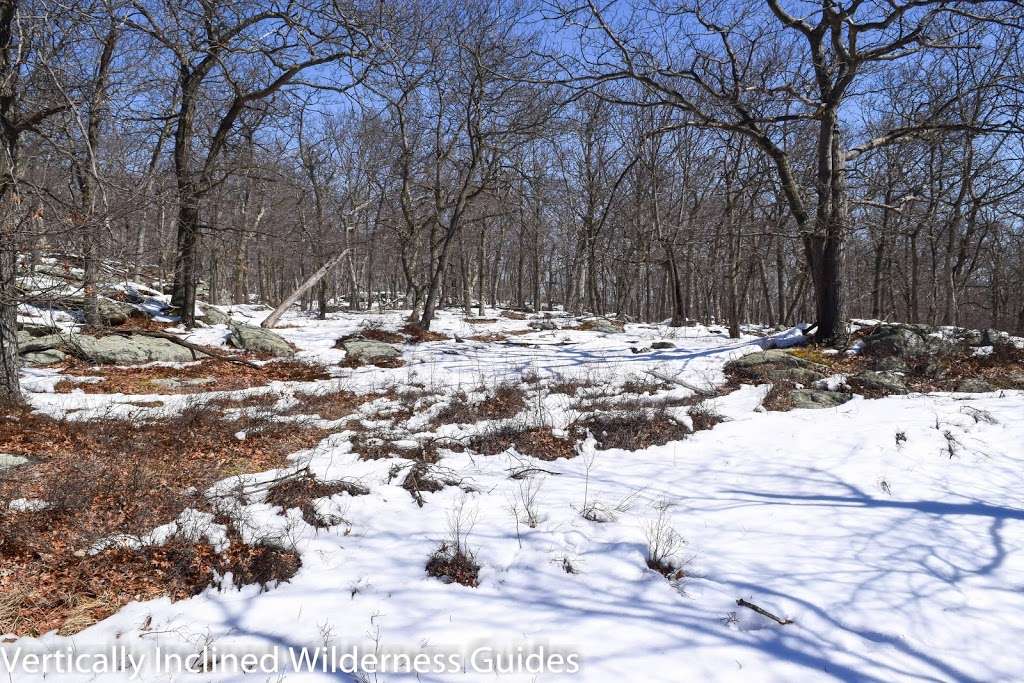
top-left (622, 376), bottom-right (672, 395)
top-left (0, 404), bottom-right (323, 636)
top-left (469, 425), bottom-right (577, 460)
top-left (56, 358), bottom-right (330, 394)
top-left (576, 411), bottom-right (691, 450)
top-left (425, 543), bottom-right (480, 587)
top-left (687, 404), bottom-right (724, 431)
top-left (399, 461), bottom-right (447, 507)
top-left (762, 382), bottom-right (796, 411)
top-left (266, 472), bottom-right (368, 527)
top-left (337, 327), bottom-right (405, 344)
top-left (432, 382), bottom-right (526, 426)
top-left (351, 434), bottom-right (441, 463)
top-left (340, 354), bottom-right (405, 369)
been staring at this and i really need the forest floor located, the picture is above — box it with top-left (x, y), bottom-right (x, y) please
top-left (3, 308), bottom-right (1024, 682)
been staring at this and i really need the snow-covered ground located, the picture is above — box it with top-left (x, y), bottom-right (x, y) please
top-left (7, 310), bottom-right (1024, 682)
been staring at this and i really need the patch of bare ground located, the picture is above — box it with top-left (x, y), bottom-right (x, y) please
top-left (469, 425), bottom-right (578, 460)
top-left (391, 461), bottom-right (466, 506)
top-left (0, 404), bottom-right (325, 636)
top-left (426, 543), bottom-right (480, 587)
top-left (337, 327), bottom-right (405, 344)
top-left (284, 388), bottom-right (376, 420)
top-left (432, 382), bottom-right (526, 426)
top-left (401, 322), bottom-right (450, 343)
top-left (340, 354), bottom-right (405, 369)
top-left (265, 471), bottom-right (368, 528)
top-left (55, 358), bottom-right (331, 395)
top-left (761, 382), bottom-right (797, 411)
top-left (499, 310), bottom-right (528, 320)
top-left (464, 318), bottom-right (497, 324)
top-left (687, 404), bottom-right (725, 431)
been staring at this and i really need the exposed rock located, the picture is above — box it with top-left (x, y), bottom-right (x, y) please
top-left (764, 367), bottom-right (828, 385)
top-left (790, 389), bottom-right (853, 409)
top-left (981, 328), bottom-right (1010, 346)
top-left (65, 334), bottom-right (199, 364)
top-left (21, 349), bottom-right (68, 365)
top-left (17, 323), bottom-right (61, 338)
top-left (18, 333), bottom-right (69, 354)
top-left (0, 453), bottom-right (30, 471)
top-left (528, 320), bottom-right (558, 330)
top-left (651, 341), bottom-right (676, 350)
top-left (199, 305), bottom-right (231, 326)
top-left (580, 318), bottom-right (623, 333)
top-left (860, 324), bottom-right (956, 359)
top-left (341, 339), bottom-right (401, 363)
top-left (51, 296), bottom-right (137, 325)
top-left (872, 356), bottom-right (910, 373)
top-left (228, 323), bottom-right (295, 358)
top-left (955, 378), bottom-right (994, 393)
top-left (848, 370), bottom-right (909, 395)
top-left (728, 349), bottom-right (819, 370)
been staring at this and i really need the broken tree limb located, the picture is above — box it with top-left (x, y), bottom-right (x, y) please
top-left (262, 249), bottom-right (351, 329)
top-left (736, 598), bottom-right (793, 625)
top-left (111, 329), bottom-right (261, 368)
top-left (643, 369), bottom-right (716, 397)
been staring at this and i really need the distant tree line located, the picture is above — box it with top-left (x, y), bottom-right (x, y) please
top-left (3, 0), bottom-right (1024, 403)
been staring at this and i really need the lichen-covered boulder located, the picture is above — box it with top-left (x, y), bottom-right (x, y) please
top-left (65, 334), bottom-right (199, 364)
top-left (341, 339), bottom-right (401, 363)
top-left (228, 323), bottom-right (295, 358)
top-left (199, 305), bottom-right (231, 326)
top-left (21, 349), bottom-right (68, 365)
top-left (790, 389), bottom-right (853, 409)
top-left (848, 370), bottom-right (909, 395)
top-left (860, 324), bottom-right (956, 359)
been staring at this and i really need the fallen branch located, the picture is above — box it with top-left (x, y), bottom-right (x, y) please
top-left (644, 370), bottom-right (717, 397)
top-left (508, 466), bottom-right (562, 479)
top-left (110, 330), bottom-right (261, 368)
top-left (262, 249), bottom-right (351, 329)
top-left (736, 598), bottom-right (793, 625)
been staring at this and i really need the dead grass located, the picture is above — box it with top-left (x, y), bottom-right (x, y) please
top-left (56, 358), bottom-right (331, 395)
top-left (0, 403), bottom-right (324, 636)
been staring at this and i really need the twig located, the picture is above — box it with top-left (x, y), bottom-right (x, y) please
top-left (644, 370), bottom-right (717, 397)
top-left (736, 598), bottom-right (793, 625)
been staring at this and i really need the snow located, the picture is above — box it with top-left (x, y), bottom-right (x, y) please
top-left (6, 309), bottom-right (1024, 682)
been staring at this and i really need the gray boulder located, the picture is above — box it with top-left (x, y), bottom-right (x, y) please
top-left (21, 349), bottom-right (68, 365)
top-left (66, 334), bottom-right (199, 364)
top-left (860, 324), bottom-right (956, 359)
top-left (199, 305), bottom-right (231, 326)
top-left (790, 389), bottom-right (853, 409)
top-left (764, 367), bottom-right (828, 385)
top-left (228, 324), bottom-right (294, 358)
top-left (981, 328), bottom-right (1010, 346)
top-left (849, 370), bottom-right (909, 395)
top-left (581, 318), bottom-right (622, 333)
top-left (872, 356), bottom-right (910, 373)
top-left (651, 341), bottom-right (676, 350)
top-left (728, 349), bottom-right (819, 370)
top-left (54, 296), bottom-right (137, 325)
top-left (341, 339), bottom-right (401, 363)
top-left (955, 378), bottom-right (994, 393)
top-left (529, 320), bottom-right (559, 330)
